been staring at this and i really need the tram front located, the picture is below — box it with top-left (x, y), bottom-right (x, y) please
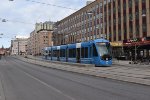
top-left (96, 42), bottom-right (112, 66)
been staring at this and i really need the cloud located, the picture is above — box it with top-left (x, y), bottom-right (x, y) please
top-left (0, 0), bottom-right (88, 48)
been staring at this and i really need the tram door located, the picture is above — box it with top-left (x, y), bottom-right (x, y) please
top-left (76, 48), bottom-right (81, 63)
top-left (56, 50), bottom-right (60, 61)
top-left (76, 43), bottom-right (81, 63)
top-left (57, 46), bottom-right (60, 61)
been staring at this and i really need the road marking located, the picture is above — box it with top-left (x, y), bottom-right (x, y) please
top-left (20, 69), bottom-right (75, 100)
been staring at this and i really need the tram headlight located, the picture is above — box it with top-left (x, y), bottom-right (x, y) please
top-left (101, 54), bottom-right (112, 60)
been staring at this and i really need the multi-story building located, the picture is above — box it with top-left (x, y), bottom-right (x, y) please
top-left (35, 21), bottom-right (54, 33)
top-left (0, 46), bottom-right (5, 55)
top-left (29, 21), bottom-right (54, 56)
top-left (11, 38), bottom-right (28, 55)
top-left (53, 0), bottom-right (150, 59)
top-left (26, 37), bottom-right (32, 55)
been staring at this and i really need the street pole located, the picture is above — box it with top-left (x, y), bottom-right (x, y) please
top-left (134, 43), bottom-right (136, 62)
top-left (122, 42), bottom-right (124, 55)
top-left (18, 41), bottom-right (19, 55)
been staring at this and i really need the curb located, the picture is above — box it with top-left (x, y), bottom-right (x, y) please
top-left (22, 56), bottom-right (95, 67)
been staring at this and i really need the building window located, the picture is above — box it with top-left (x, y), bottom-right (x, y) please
top-left (129, 0), bottom-right (132, 8)
top-left (142, 24), bottom-right (147, 33)
top-left (104, 0), bottom-right (107, 5)
top-left (135, 12), bottom-right (139, 19)
top-left (100, 2), bottom-right (102, 7)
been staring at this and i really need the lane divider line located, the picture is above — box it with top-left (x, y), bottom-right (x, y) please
top-left (17, 67), bottom-right (75, 100)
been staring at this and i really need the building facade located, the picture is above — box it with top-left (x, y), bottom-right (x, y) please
top-left (11, 38), bottom-right (28, 55)
top-left (29, 21), bottom-right (54, 56)
top-left (35, 21), bottom-right (54, 33)
top-left (26, 37), bottom-right (32, 55)
top-left (0, 46), bottom-right (5, 55)
top-left (53, 0), bottom-right (150, 59)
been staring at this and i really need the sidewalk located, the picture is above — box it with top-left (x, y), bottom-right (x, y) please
top-left (113, 58), bottom-right (150, 67)
top-left (14, 56), bottom-right (150, 86)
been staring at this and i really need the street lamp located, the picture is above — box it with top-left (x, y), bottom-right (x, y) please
top-left (142, 14), bottom-right (146, 17)
top-left (2, 19), bottom-right (6, 22)
top-left (136, 13), bottom-right (146, 61)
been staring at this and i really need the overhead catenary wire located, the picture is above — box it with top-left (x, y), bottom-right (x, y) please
top-left (25, 0), bottom-right (77, 10)
top-left (0, 17), bottom-right (34, 25)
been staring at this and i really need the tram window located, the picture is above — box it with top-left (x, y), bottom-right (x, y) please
top-left (69, 49), bottom-right (76, 58)
top-left (85, 47), bottom-right (88, 58)
top-left (53, 50), bottom-right (57, 57)
top-left (81, 48), bottom-right (84, 58)
top-left (73, 49), bottom-right (76, 57)
top-left (49, 51), bottom-right (51, 56)
top-left (81, 47), bottom-right (88, 58)
top-left (52, 50), bottom-right (55, 57)
top-left (60, 50), bottom-right (62, 57)
top-left (63, 49), bottom-right (65, 57)
top-left (60, 49), bottom-right (65, 57)
top-left (93, 44), bottom-right (98, 57)
top-left (89, 46), bottom-right (92, 57)
top-left (69, 49), bottom-right (71, 57)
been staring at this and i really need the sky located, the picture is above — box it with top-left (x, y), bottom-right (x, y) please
top-left (0, 0), bottom-right (94, 48)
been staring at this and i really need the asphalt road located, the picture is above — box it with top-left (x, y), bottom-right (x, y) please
top-left (0, 56), bottom-right (150, 100)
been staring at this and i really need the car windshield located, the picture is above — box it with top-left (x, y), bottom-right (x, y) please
top-left (96, 42), bottom-right (111, 56)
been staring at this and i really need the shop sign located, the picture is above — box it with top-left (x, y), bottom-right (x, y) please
top-left (110, 42), bottom-right (123, 46)
top-left (123, 37), bottom-right (150, 44)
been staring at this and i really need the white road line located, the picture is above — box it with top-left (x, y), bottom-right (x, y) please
top-left (19, 69), bottom-right (75, 100)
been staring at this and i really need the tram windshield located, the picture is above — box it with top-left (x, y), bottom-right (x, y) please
top-left (96, 42), bottom-right (111, 56)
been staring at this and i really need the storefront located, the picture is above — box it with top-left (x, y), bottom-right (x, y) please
top-left (110, 42), bottom-right (123, 58)
top-left (123, 37), bottom-right (150, 60)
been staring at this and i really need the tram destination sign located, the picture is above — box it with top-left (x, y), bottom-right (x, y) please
top-left (96, 42), bottom-right (106, 46)
top-left (76, 43), bottom-right (81, 48)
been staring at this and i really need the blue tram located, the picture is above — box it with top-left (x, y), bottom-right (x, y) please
top-left (43, 39), bottom-right (112, 66)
